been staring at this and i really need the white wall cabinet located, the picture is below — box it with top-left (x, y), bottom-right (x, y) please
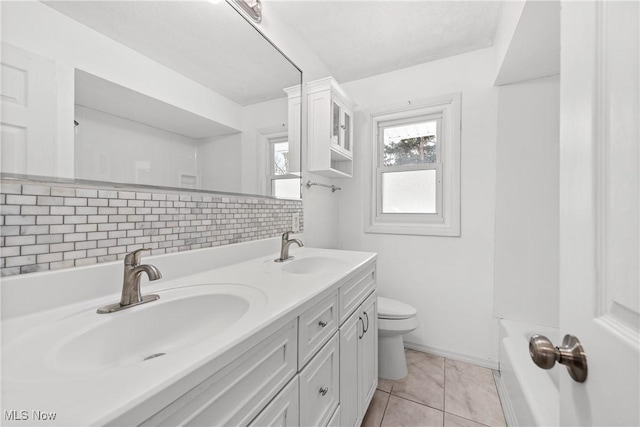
top-left (307, 77), bottom-right (356, 178)
top-left (142, 262), bottom-right (376, 427)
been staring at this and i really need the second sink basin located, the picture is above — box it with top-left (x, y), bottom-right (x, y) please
top-left (280, 256), bottom-right (345, 275)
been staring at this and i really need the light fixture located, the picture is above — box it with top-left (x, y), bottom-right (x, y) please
top-left (232, 0), bottom-right (262, 23)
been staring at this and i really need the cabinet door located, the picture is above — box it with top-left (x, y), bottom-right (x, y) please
top-left (331, 98), bottom-right (342, 147)
top-left (358, 292), bottom-right (378, 414)
top-left (342, 107), bottom-right (353, 156)
top-left (339, 310), bottom-right (361, 427)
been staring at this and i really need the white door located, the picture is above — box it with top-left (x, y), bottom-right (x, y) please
top-left (0, 43), bottom-right (57, 176)
top-left (559, 1), bottom-right (639, 425)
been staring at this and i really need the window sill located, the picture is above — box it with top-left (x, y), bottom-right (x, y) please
top-left (365, 222), bottom-right (460, 237)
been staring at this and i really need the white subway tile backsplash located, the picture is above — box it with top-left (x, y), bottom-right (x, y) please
top-left (6, 195), bottom-right (37, 205)
top-left (75, 189), bottom-right (98, 198)
top-left (6, 255), bottom-right (36, 267)
top-left (38, 196), bottom-right (65, 206)
top-left (37, 216), bottom-right (64, 225)
top-left (50, 242), bottom-right (74, 252)
top-left (51, 187), bottom-right (75, 197)
top-left (1, 180), bottom-right (303, 276)
top-left (1, 183), bottom-right (22, 194)
top-left (6, 235), bottom-right (36, 246)
top-left (22, 185), bottom-right (51, 196)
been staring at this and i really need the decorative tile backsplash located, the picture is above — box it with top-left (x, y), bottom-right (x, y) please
top-left (0, 180), bottom-right (303, 276)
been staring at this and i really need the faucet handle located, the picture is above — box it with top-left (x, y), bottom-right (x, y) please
top-left (282, 231), bottom-right (293, 241)
top-left (124, 248), bottom-right (151, 266)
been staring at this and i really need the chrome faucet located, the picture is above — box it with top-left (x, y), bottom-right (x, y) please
top-left (275, 231), bottom-right (303, 262)
top-left (97, 248), bottom-right (162, 313)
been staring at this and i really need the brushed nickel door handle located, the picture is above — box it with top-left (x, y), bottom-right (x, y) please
top-left (529, 334), bottom-right (588, 383)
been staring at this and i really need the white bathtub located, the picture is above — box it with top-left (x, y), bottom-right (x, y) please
top-left (496, 319), bottom-right (559, 427)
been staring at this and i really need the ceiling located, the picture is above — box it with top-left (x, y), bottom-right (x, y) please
top-left (269, 1), bottom-right (503, 83)
top-left (44, 1), bottom-right (503, 104)
top-left (43, 1), bottom-right (301, 106)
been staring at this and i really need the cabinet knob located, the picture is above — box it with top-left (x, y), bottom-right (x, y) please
top-left (319, 387), bottom-right (328, 396)
top-left (318, 320), bottom-right (328, 328)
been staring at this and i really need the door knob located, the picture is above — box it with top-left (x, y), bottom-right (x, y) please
top-left (529, 334), bottom-right (588, 383)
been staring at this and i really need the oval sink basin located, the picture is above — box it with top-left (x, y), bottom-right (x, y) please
top-left (4, 283), bottom-right (266, 380)
top-left (281, 256), bottom-right (345, 275)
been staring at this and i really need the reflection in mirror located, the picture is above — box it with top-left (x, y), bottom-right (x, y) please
top-left (0, 0), bottom-right (302, 199)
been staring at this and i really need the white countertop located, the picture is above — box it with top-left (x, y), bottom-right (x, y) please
top-left (1, 245), bottom-right (376, 426)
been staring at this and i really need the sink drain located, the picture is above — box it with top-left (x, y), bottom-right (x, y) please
top-left (143, 352), bottom-right (166, 361)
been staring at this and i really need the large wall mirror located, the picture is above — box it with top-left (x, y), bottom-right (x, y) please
top-left (0, 1), bottom-right (302, 199)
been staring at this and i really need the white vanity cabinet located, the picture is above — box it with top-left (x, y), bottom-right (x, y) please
top-left (339, 269), bottom-right (378, 427)
top-left (141, 321), bottom-right (298, 426)
top-left (307, 77), bottom-right (356, 178)
top-left (249, 376), bottom-right (300, 427)
top-left (140, 259), bottom-right (376, 427)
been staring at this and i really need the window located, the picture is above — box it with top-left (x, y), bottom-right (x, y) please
top-left (367, 93), bottom-right (461, 236)
top-left (268, 134), bottom-right (300, 199)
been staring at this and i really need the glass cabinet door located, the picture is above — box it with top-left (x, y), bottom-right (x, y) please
top-left (342, 109), bottom-right (352, 154)
top-left (331, 100), bottom-right (341, 146)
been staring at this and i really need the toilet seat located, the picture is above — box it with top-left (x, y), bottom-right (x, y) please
top-left (378, 296), bottom-right (417, 320)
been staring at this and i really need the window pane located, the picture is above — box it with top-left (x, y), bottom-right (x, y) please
top-left (273, 141), bottom-right (289, 175)
top-left (382, 170), bottom-right (436, 213)
top-left (383, 121), bottom-right (437, 166)
top-left (272, 178), bottom-right (300, 199)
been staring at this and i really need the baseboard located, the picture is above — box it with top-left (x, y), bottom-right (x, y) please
top-left (403, 341), bottom-right (499, 370)
top-left (493, 370), bottom-right (518, 427)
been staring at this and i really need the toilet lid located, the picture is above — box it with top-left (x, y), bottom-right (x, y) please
top-left (377, 296), bottom-right (417, 319)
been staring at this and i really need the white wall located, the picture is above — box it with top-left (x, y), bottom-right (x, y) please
top-left (1, 1), bottom-right (242, 177)
top-left (338, 48), bottom-right (500, 365)
top-left (493, 76), bottom-right (559, 328)
top-left (199, 134), bottom-right (243, 194)
top-left (75, 106), bottom-right (199, 188)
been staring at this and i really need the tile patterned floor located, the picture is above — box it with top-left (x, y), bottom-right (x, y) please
top-left (363, 349), bottom-right (506, 427)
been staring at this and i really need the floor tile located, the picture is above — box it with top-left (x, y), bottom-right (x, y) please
top-left (377, 378), bottom-right (393, 393)
top-left (444, 359), bottom-right (506, 427)
top-left (391, 349), bottom-right (445, 410)
top-left (444, 412), bottom-right (488, 427)
top-left (381, 395), bottom-right (444, 427)
top-left (363, 390), bottom-right (390, 427)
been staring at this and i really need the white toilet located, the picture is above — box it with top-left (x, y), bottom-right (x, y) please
top-left (377, 296), bottom-right (419, 380)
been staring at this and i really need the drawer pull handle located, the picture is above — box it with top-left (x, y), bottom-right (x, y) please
top-left (358, 317), bottom-right (365, 339)
top-left (319, 387), bottom-right (329, 396)
top-left (318, 320), bottom-right (328, 327)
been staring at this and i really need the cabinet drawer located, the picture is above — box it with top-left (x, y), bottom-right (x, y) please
top-left (249, 376), bottom-right (299, 427)
top-left (141, 320), bottom-right (297, 427)
top-left (299, 291), bottom-right (338, 367)
top-left (339, 265), bottom-right (376, 324)
top-left (299, 334), bottom-right (340, 427)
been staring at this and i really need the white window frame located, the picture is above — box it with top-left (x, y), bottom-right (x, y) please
top-left (366, 93), bottom-right (461, 236)
top-left (265, 131), bottom-right (300, 198)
